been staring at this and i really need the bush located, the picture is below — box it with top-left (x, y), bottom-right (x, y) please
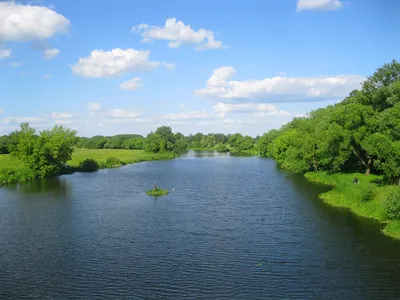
top-left (105, 157), bottom-right (122, 168)
top-left (360, 184), bottom-right (376, 202)
top-left (385, 189), bottom-right (400, 220)
top-left (146, 187), bottom-right (169, 197)
top-left (79, 158), bottom-right (99, 172)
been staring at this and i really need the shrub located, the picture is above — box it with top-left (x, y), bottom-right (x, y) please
top-left (146, 187), bottom-right (169, 197)
top-left (385, 189), bottom-right (400, 220)
top-left (79, 158), bottom-right (99, 172)
top-left (360, 184), bottom-right (376, 202)
top-left (105, 157), bottom-right (122, 168)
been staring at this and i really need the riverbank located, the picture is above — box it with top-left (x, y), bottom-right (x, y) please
top-left (304, 171), bottom-right (400, 239)
top-left (188, 147), bottom-right (259, 156)
top-left (0, 149), bottom-right (176, 185)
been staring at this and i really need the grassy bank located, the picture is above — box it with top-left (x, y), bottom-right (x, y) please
top-left (304, 171), bottom-right (400, 239)
top-left (68, 149), bottom-right (175, 167)
top-left (0, 149), bottom-right (175, 185)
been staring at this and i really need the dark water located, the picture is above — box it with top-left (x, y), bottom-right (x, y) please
top-left (1, 151), bottom-right (400, 299)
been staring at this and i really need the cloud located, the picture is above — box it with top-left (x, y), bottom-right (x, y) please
top-left (119, 77), bottom-right (142, 90)
top-left (87, 102), bottom-right (141, 119)
top-left (0, 109), bottom-right (3, 115)
top-left (132, 18), bottom-right (224, 51)
top-left (162, 110), bottom-right (214, 121)
top-left (9, 62), bottom-right (22, 67)
top-left (55, 119), bottom-right (74, 125)
top-left (43, 74), bottom-right (52, 79)
top-left (213, 103), bottom-right (289, 117)
top-left (0, 2), bottom-right (70, 43)
top-left (71, 48), bottom-right (166, 78)
top-left (0, 47), bottom-right (11, 59)
top-left (88, 102), bottom-right (102, 115)
top-left (51, 112), bottom-right (74, 119)
top-left (101, 117), bottom-right (151, 124)
top-left (296, 0), bottom-right (342, 11)
top-left (195, 66), bottom-right (365, 103)
top-left (44, 48), bottom-right (59, 59)
top-left (162, 62), bottom-right (175, 69)
top-left (104, 109), bottom-right (141, 118)
top-left (2, 117), bottom-right (47, 124)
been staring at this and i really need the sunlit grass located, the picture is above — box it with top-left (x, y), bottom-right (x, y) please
top-left (0, 149), bottom-right (175, 184)
top-left (68, 148), bottom-right (175, 167)
top-left (305, 171), bottom-right (400, 239)
top-left (146, 188), bottom-right (169, 197)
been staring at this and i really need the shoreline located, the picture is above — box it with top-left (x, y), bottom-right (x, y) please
top-left (0, 150), bottom-right (176, 186)
top-left (303, 171), bottom-right (400, 240)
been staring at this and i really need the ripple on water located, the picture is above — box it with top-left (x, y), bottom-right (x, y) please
top-left (1, 154), bottom-right (400, 299)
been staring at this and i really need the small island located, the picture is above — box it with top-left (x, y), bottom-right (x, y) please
top-left (146, 185), bottom-right (169, 197)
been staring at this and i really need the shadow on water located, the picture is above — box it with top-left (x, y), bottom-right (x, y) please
top-left (279, 164), bottom-right (400, 255)
top-left (2, 176), bottom-right (71, 197)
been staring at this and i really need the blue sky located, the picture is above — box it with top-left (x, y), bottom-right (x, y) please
top-left (0, 0), bottom-right (399, 137)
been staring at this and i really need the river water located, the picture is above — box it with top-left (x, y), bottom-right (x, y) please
top-left (1, 151), bottom-right (400, 299)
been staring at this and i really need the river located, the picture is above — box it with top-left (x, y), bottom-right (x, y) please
top-left (1, 151), bottom-right (400, 299)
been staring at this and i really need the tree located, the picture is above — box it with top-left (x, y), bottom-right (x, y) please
top-left (143, 133), bottom-right (163, 153)
top-left (11, 123), bottom-right (78, 177)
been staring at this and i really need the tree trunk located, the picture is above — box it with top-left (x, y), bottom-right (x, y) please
top-left (365, 158), bottom-right (372, 176)
top-left (353, 149), bottom-right (372, 176)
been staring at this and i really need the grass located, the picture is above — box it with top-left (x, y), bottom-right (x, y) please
top-left (146, 187), bottom-right (169, 197)
top-left (0, 154), bottom-right (34, 184)
top-left (304, 171), bottom-right (400, 239)
top-left (68, 148), bottom-right (175, 168)
top-left (0, 149), bottom-right (176, 185)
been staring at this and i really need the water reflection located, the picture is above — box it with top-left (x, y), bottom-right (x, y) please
top-left (3, 176), bottom-right (71, 196)
top-left (182, 150), bottom-right (231, 158)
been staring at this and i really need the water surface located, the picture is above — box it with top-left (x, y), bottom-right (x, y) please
top-left (1, 151), bottom-right (400, 299)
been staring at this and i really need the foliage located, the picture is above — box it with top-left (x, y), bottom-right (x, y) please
top-left (385, 189), bottom-right (400, 220)
top-left (257, 60), bottom-right (400, 183)
top-left (9, 123), bottom-right (78, 177)
top-left (79, 158), bottom-right (100, 172)
top-left (105, 157), bottom-right (123, 168)
top-left (360, 184), bottom-right (377, 202)
top-left (146, 187), bottom-right (169, 197)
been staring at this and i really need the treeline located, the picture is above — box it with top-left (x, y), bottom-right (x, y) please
top-left (257, 60), bottom-right (400, 185)
top-left (74, 131), bottom-right (260, 153)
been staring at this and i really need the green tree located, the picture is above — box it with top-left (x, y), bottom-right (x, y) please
top-left (11, 123), bottom-right (78, 177)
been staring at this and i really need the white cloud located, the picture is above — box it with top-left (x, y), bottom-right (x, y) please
top-left (101, 117), bottom-right (151, 124)
top-left (51, 112), bottom-right (74, 119)
top-left (88, 102), bottom-right (102, 114)
top-left (87, 102), bottom-right (141, 119)
top-left (195, 66), bottom-right (365, 103)
top-left (0, 47), bottom-right (11, 59)
top-left (132, 18), bottom-right (224, 51)
top-left (163, 62), bottom-right (175, 70)
top-left (0, 109), bottom-right (3, 115)
top-left (55, 119), bottom-right (74, 125)
top-left (163, 110), bottom-right (214, 121)
top-left (179, 104), bottom-right (185, 108)
top-left (43, 74), bottom-right (52, 79)
top-left (119, 77), bottom-right (142, 90)
top-left (0, 2), bottom-right (70, 42)
top-left (104, 109), bottom-right (141, 118)
top-left (297, 0), bottom-right (342, 11)
top-left (213, 103), bottom-right (289, 117)
top-left (2, 117), bottom-right (47, 124)
top-left (44, 48), bottom-right (59, 59)
top-left (71, 48), bottom-right (165, 78)
top-left (10, 62), bottom-right (22, 67)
